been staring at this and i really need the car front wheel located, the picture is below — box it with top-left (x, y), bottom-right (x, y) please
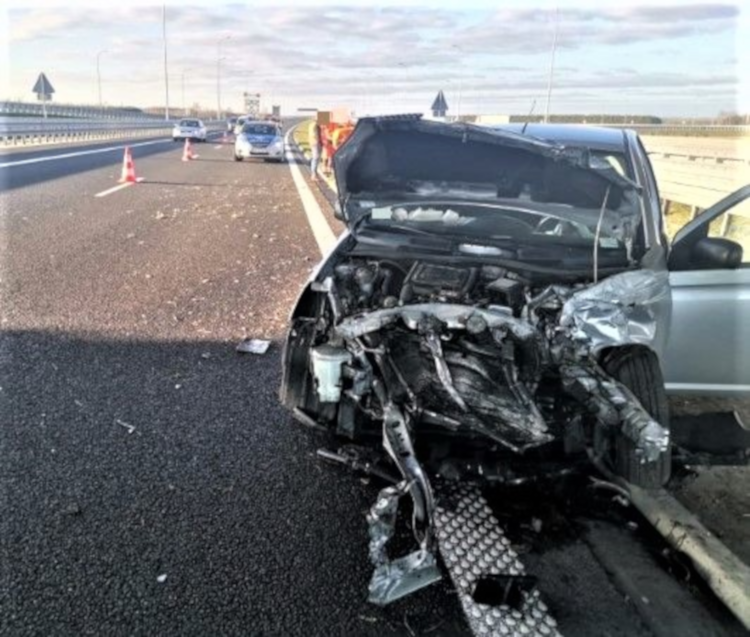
top-left (602, 347), bottom-right (671, 488)
top-left (234, 154), bottom-right (243, 162)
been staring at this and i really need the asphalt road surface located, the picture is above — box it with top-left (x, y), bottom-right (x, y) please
top-left (0, 129), bottom-right (745, 637)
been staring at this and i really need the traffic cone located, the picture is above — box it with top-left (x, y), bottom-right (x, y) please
top-left (118, 147), bottom-right (137, 183)
top-left (182, 138), bottom-right (195, 162)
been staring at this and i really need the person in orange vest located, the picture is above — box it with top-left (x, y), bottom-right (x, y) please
top-left (331, 121), bottom-right (355, 151)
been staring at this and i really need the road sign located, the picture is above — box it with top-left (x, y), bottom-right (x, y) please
top-left (243, 91), bottom-right (260, 117)
top-left (431, 90), bottom-right (448, 117)
top-left (32, 73), bottom-right (55, 101)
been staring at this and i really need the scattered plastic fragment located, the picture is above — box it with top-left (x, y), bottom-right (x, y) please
top-left (236, 338), bottom-right (271, 355)
top-left (156, 574), bottom-right (167, 583)
top-left (115, 419), bottom-right (135, 434)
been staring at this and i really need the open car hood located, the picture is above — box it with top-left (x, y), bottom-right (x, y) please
top-left (332, 115), bottom-right (640, 228)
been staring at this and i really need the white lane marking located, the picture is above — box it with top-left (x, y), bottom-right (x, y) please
top-left (284, 127), bottom-right (337, 256)
top-left (94, 177), bottom-right (144, 198)
top-left (0, 138), bottom-right (172, 169)
top-left (213, 145), bottom-right (223, 150)
top-left (95, 182), bottom-right (133, 198)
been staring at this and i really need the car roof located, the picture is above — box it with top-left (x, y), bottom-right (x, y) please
top-left (243, 120), bottom-right (277, 127)
top-left (492, 123), bottom-right (628, 152)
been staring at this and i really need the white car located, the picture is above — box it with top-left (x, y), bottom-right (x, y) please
top-left (172, 119), bottom-right (207, 142)
top-left (233, 121), bottom-right (285, 162)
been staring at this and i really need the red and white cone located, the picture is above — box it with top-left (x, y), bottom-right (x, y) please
top-left (118, 147), bottom-right (138, 183)
top-left (182, 138), bottom-right (196, 161)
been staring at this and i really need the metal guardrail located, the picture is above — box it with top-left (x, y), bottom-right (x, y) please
top-left (0, 118), bottom-right (225, 147)
top-left (615, 124), bottom-right (750, 137)
top-left (0, 119), bottom-right (172, 146)
top-left (0, 100), bottom-right (163, 121)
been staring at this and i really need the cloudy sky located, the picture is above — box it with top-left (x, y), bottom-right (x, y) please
top-left (2, 0), bottom-right (748, 118)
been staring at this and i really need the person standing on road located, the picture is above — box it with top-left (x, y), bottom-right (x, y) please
top-left (309, 121), bottom-right (322, 182)
top-left (321, 123), bottom-right (336, 176)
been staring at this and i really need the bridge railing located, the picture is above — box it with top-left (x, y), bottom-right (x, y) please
top-left (0, 100), bottom-right (163, 120)
top-left (0, 118), bottom-right (225, 146)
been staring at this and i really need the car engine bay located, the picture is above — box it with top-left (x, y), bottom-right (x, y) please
top-left (281, 251), bottom-right (672, 605)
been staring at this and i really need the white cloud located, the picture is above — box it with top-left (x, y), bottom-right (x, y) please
top-left (5, 2), bottom-right (745, 117)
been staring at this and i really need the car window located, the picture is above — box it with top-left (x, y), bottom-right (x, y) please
top-left (179, 120), bottom-right (200, 127)
top-left (242, 124), bottom-right (278, 136)
top-left (590, 152), bottom-right (629, 178)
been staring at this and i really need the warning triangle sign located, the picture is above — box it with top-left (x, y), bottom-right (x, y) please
top-left (430, 90), bottom-right (449, 117)
top-left (32, 73), bottom-right (55, 96)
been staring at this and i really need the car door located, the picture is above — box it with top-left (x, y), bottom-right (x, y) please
top-left (663, 185), bottom-right (750, 397)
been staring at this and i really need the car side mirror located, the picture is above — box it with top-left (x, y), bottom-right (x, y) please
top-left (333, 202), bottom-right (345, 221)
top-left (671, 236), bottom-right (743, 271)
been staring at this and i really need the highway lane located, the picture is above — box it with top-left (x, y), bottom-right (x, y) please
top-left (1, 132), bottom-right (743, 636)
top-left (0, 136), bottom-right (473, 636)
top-left (0, 133), bottom-right (224, 192)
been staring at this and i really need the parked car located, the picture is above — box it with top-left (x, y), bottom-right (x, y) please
top-left (279, 116), bottom-right (749, 602)
top-left (172, 118), bottom-right (207, 142)
top-left (234, 121), bottom-right (285, 162)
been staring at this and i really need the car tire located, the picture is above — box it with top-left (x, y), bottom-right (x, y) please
top-left (173, 137), bottom-right (178, 142)
top-left (602, 347), bottom-right (671, 488)
top-left (233, 154), bottom-right (243, 162)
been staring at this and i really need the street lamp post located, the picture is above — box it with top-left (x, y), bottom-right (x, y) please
top-left (543, 6), bottom-right (560, 124)
top-left (217, 35), bottom-right (231, 120)
top-left (451, 45), bottom-right (464, 120)
top-left (96, 49), bottom-right (108, 108)
top-left (181, 69), bottom-right (190, 116)
top-left (162, 4), bottom-right (170, 121)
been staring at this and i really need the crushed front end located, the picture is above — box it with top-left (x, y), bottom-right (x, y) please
top-left (280, 117), bottom-right (672, 612)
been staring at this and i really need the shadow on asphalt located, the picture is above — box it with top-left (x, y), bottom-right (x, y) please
top-left (1, 328), bottom-right (469, 637)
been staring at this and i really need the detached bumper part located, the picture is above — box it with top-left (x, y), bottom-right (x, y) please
top-left (366, 483), bottom-right (441, 605)
top-left (434, 483), bottom-right (561, 636)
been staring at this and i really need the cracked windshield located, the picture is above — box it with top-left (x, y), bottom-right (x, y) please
top-left (2, 1), bottom-right (749, 636)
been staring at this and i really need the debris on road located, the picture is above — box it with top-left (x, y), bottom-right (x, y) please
top-left (236, 338), bottom-right (271, 355)
top-left (156, 574), bottom-right (168, 584)
top-left (63, 503), bottom-right (83, 517)
top-left (115, 418), bottom-right (135, 434)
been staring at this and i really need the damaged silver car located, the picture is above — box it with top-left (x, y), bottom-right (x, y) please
top-left (280, 116), bottom-right (750, 610)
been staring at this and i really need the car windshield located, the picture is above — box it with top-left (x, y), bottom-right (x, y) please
top-left (179, 120), bottom-right (200, 127)
top-left (243, 124), bottom-right (277, 136)
top-left (361, 197), bottom-right (633, 261)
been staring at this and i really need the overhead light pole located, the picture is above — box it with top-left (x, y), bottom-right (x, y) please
top-left (451, 45), bottom-right (464, 119)
top-left (181, 68), bottom-right (190, 116)
top-left (543, 6), bottom-right (560, 124)
top-left (162, 4), bottom-right (170, 120)
top-left (217, 35), bottom-right (231, 120)
top-left (96, 49), bottom-right (108, 108)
